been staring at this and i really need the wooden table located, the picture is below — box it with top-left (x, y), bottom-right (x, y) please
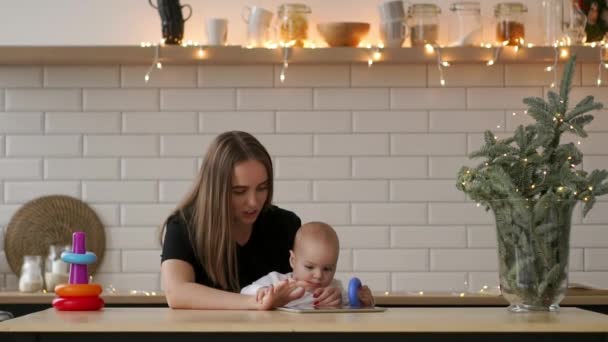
top-left (1, 307), bottom-right (607, 342)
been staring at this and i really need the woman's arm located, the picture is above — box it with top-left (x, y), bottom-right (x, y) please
top-left (162, 260), bottom-right (303, 310)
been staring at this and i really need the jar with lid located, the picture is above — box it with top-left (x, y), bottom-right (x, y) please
top-left (277, 3), bottom-right (311, 47)
top-left (408, 3), bottom-right (441, 46)
top-left (44, 244), bottom-right (69, 292)
top-left (18, 255), bottom-right (44, 293)
top-left (449, 2), bottom-right (482, 46)
top-left (494, 2), bottom-right (528, 46)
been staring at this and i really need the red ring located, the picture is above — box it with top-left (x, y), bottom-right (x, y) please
top-left (52, 296), bottom-right (104, 311)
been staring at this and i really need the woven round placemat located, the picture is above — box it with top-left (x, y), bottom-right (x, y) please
top-left (5, 195), bottom-right (105, 276)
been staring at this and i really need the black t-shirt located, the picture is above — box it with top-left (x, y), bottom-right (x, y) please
top-left (161, 205), bottom-right (301, 290)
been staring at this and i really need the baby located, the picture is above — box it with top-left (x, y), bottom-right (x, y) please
top-left (241, 221), bottom-right (374, 308)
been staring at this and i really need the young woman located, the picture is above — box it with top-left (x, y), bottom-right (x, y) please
top-left (160, 131), bottom-right (342, 309)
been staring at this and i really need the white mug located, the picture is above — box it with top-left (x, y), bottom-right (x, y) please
top-left (242, 5), bottom-right (274, 47)
top-left (206, 18), bottom-right (228, 46)
top-left (380, 19), bottom-right (408, 47)
top-left (378, 0), bottom-right (408, 21)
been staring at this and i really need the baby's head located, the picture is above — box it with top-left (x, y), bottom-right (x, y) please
top-left (289, 221), bottom-right (339, 290)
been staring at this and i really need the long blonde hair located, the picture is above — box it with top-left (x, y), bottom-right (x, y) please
top-left (162, 131), bottom-right (274, 292)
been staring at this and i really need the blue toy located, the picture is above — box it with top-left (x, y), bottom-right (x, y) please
top-left (348, 277), bottom-right (362, 308)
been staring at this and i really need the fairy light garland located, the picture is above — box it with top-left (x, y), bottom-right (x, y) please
top-left (597, 41), bottom-right (607, 86)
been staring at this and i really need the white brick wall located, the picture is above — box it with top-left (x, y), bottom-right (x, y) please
top-left (0, 63), bottom-right (607, 292)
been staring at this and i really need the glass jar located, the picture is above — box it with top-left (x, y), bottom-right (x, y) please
top-left (408, 3), bottom-right (441, 47)
top-left (44, 244), bottom-right (69, 292)
top-left (494, 2), bottom-right (527, 46)
top-left (277, 3), bottom-right (311, 47)
top-left (18, 255), bottom-right (43, 293)
top-left (449, 2), bottom-right (482, 46)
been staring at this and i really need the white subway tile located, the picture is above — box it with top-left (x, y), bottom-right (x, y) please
top-left (238, 88), bottom-right (312, 110)
top-left (334, 226), bottom-right (390, 248)
top-left (4, 274), bottom-right (17, 290)
top-left (354, 249), bottom-right (428, 271)
top-left (122, 158), bottom-right (196, 180)
top-left (256, 134), bottom-right (313, 156)
top-left (83, 181), bottom-right (157, 202)
top-left (0, 137), bottom-right (4, 157)
top-left (391, 88), bottom-right (465, 110)
top-left (352, 64), bottom-right (426, 87)
top-left (97, 250), bottom-right (121, 273)
top-left (583, 202), bottom-right (608, 224)
top-left (0, 113), bottom-right (43, 133)
top-left (431, 249), bottom-right (497, 271)
top-left (571, 248), bottom-right (584, 271)
top-left (0, 66), bottom-right (42, 87)
top-left (4, 181), bottom-right (80, 203)
top-left (467, 87), bottom-right (543, 110)
top-left (161, 89), bottom-right (235, 111)
top-left (160, 135), bottom-right (216, 157)
top-left (7, 135), bottom-right (80, 156)
top-left (0, 90), bottom-right (4, 111)
top-left (123, 112), bottom-right (197, 133)
top-left (585, 249), bottom-right (608, 271)
top-left (85, 135), bottom-right (158, 157)
top-left (505, 64), bottom-right (581, 86)
top-left (334, 272), bottom-right (390, 292)
top-left (200, 65), bottom-right (272, 87)
top-left (92, 273), bottom-right (160, 291)
top-left (122, 65), bottom-right (197, 87)
top-left (277, 203), bottom-right (350, 225)
top-left (353, 111), bottom-right (427, 133)
top-left (429, 64), bottom-right (503, 87)
top-left (46, 112), bottom-right (121, 133)
top-left (200, 111), bottom-right (274, 133)
top-left (392, 272), bottom-right (467, 292)
top-left (430, 111), bottom-right (505, 132)
top-left (122, 250), bottom-right (162, 272)
top-left (314, 180), bottom-right (388, 202)
top-left (581, 64), bottom-right (608, 87)
top-left (6, 89), bottom-right (81, 111)
top-left (505, 108), bottom-right (536, 131)
top-left (584, 156), bottom-right (608, 172)
top-left (159, 181), bottom-right (192, 202)
top-left (429, 156), bottom-right (474, 179)
top-left (90, 204), bottom-right (120, 226)
top-left (84, 89), bottom-right (159, 111)
top-left (467, 225), bottom-right (497, 248)
top-left (45, 66), bottom-right (119, 87)
top-left (391, 134), bottom-right (466, 155)
top-left (0, 252), bottom-right (11, 272)
top-left (467, 132), bottom-right (512, 154)
top-left (0, 159), bottom-right (42, 179)
top-left (391, 226), bottom-right (467, 247)
top-left (45, 158), bottom-right (119, 180)
top-left (314, 134), bottom-right (388, 156)
top-left (577, 133), bottom-right (608, 155)
top-left (352, 203), bottom-right (426, 225)
top-left (276, 111), bottom-right (351, 133)
top-left (274, 180), bottom-right (311, 202)
top-left (572, 226), bottom-right (608, 247)
top-left (275, 65), bottom-right (349, 87)
top-left (467, 272), bottom-right (500, 292)
top-left (275, 157), bottom-right (350, 179)
top-left (314, 88), bottom-right (389, 110)
top-left (336, 249), bottom-right (353, 272)
top-left (586, 109), bottom-right (608, 132)
top-left (121, 204), bottom-right (175, 226)
top-left (569, 272), bottom-right (608, 289)
top-left (106, 227), bottom-right (162, 249)
top-left (429, 203), bottom-right (494, 224)
top-left (391, 180), bottom-right (464, 201)
top-left (353, 157), bottom-right (427, 178)
top-left (0, 205), bottom-right (18, 226)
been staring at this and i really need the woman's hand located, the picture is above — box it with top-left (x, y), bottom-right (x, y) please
top-left (253, 279), bottom-right (305, 310)
top-left (312, 286), bottom-right (342, 308)
top-left (358, 285), bottom-right (375, 307)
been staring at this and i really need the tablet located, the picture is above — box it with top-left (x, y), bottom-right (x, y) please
top-left (277, 306), bottom-right (386, 313)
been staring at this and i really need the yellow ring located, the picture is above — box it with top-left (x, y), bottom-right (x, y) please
top-left (55, 283), bottom-right (103, 297)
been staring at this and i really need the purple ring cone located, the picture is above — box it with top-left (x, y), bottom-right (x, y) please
top-left (69, 231), bottom-right (89, 284)
top-left (72, 231), bottom-right (86, 254)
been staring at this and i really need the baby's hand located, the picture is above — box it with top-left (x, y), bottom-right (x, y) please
top-left (256, 286), bottom-right (271, 304)
top-left (358, 285), bottom-right (375, 307)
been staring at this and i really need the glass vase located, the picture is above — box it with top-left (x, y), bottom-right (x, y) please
top-left (490, 198), bottom-right (575, 312)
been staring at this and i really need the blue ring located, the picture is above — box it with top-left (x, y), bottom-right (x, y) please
top-left (61, 251), bottom-right (97, 265)
top-left (348, 277), bottom-right (362, 308)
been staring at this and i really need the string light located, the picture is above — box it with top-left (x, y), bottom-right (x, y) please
top-left (597, 41), bottom-right (607, 87)
top-left (432, 44), bottom-right (448, 86)
top-left (486, 42), bottom-right (504, 66)
top-left (547, 42), bottom-right (559, 88)
top-left (279, 44), bottom-right (292, 83)
top-left (143, 43), bottom-right (161, 83)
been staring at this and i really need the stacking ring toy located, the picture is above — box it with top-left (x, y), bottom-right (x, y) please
top-left (55, 284), bottom-right (103, 297)
top-left (52, 296), bottom-right (105, 311)
top-left (348, 277), bottom-right (362, 308)
top-left (61, 251), bottom-right (97, 265)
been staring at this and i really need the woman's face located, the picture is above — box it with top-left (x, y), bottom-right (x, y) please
top-left (231, 159), bottom-right (269, 227)
top-left (588, 2), bottom-right (599, 24)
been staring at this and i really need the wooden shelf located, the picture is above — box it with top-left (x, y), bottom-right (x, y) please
top-left (0, 46), bottom-right (605, 65)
